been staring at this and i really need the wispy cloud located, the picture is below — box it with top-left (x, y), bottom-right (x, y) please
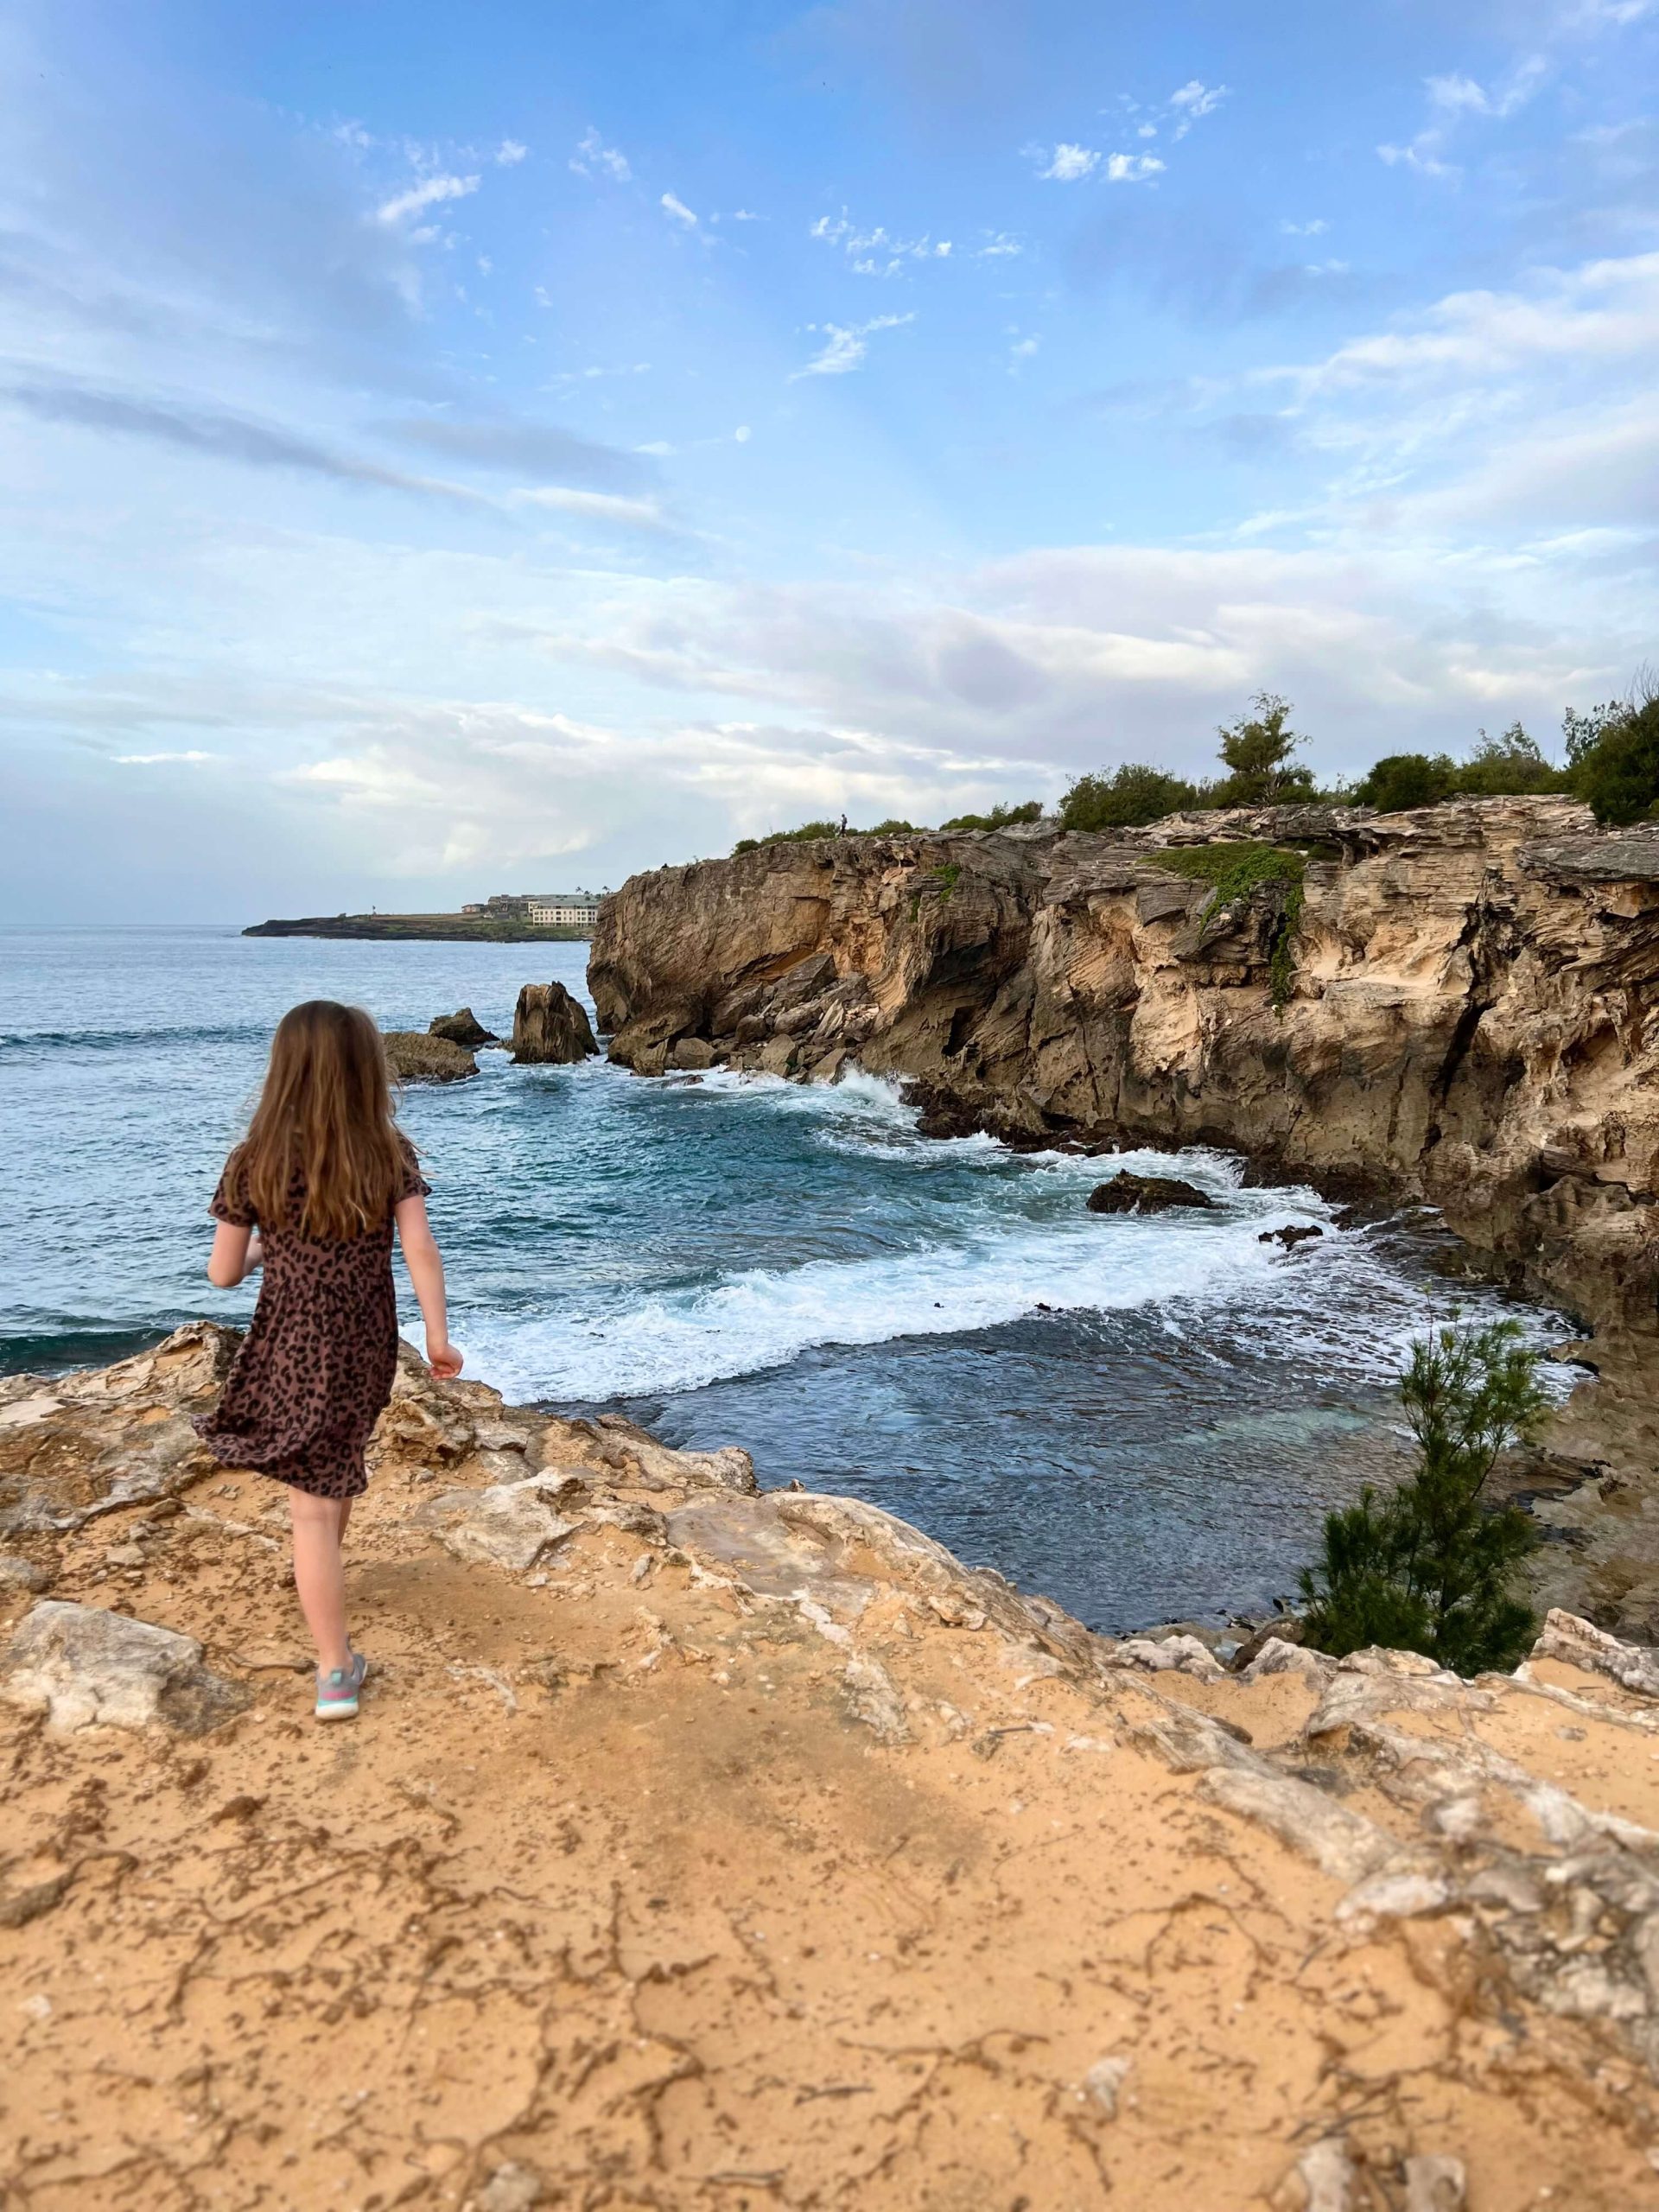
top-left (113, 749), bottom-right (218, 765)
top-left (1167, 79), bottom-right (1230, 137)
top-left (810, 210), bottom-right (952, 275)
top-left (375, 171), bottom-right (480, 225)
top-left (1034, 142), bottom-right (1099, 181)
top-left (494, 138), bottom-right (528, 166)
top-left (1281, 218), bottom-right (1330, 237)
top-left (569, 128), bottom-right (630, 181)
top-left (791, 313), bottom-right (915, 378)
top-left (508, 486), bottom-right (668, 529)
top-left (660, 191), bottom-right (699, 228)
top-left (1105, 152), bottom-right (1165, 181)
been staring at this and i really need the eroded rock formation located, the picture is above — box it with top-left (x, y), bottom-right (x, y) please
top-left (383, 1029), bottom-right (479, 1083)
top-left (429, 1007), bottom-right (498, 1049)
top-left (591, 798), bottom-right (1659, 1345)
top-left (4, 1330), bottom-right (1659, 2205)
top-left (510, 980), bottom-right (598, 1065)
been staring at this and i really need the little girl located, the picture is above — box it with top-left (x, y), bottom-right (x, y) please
top-left (197, 999), bottom-right (462, 1720)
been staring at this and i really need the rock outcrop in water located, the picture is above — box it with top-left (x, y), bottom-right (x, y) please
top-left (591, 798), bottom-right (1659, 1350)
top-left (4, 1328), bottom-right (1659, 2206)
top-left (383, 1029), bottom-right (479, 1083)
top-left (429, 1007), bottom-right (498, 1049)
top-left (510, 980), bottom-right (598, 1065)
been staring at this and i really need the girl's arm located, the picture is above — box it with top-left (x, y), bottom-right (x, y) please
top-left (394, 1194), bottom-right (463, 1378)
top-left (207, 1225), bottom-right (264, 1287)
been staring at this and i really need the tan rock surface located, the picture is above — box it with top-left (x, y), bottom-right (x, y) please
top-left (4, 1329), bottom-right (1659, 2208)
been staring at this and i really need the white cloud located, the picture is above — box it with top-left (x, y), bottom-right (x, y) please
top-left (1105, 152), bottom-right (1166, 182)
top-left (1167, 80), bottom-right (1230, 137)
top-left (731, 208), bottom-right (760, 221)
top-left (977, 232), bottom-right (1024, 257)
top-left (660, 191), bottom-right (699, 228)
top-left (810, 211), bottom-right (954, 274)
top-left (1427, 58), bottom-right (1546, 118)
top-left (734, 424), bottom-right (752, 443)
top-left (113, 749), bottom-right (218, 765)
top-left (508, 486), bottom-right (667, 529)
top-left (1377, 136), bottom-right (1459, 179)
top-left (375, 172), bottom-right (480, 225)
top-left (495, 138), bottom-right (528, 166)
top-left (569, 128), bottom-right (630, 181)
top-left (1281, 218), bottom-right (1330, 237)
top-left (1038, 142), bottom-right (1100, 181)
top-left (790, 314), bottom-right (915, 379)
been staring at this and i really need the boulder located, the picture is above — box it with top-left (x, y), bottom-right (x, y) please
top-left (415, 1476), bottom-right (580, 1573)
top-left (429, 1007), bottom-right (498, 1049)
top-left (383, 1031), bottom-right (478, 1084)
top-left (1258, 1223), bottom-right (1325, 1249)
top-left (2, 1600), bottom-right (251, 1732)
top-left (1087, 1173), bottom-right (1216, 1215)
top-left (511, 982), bottom-right (599, 1065)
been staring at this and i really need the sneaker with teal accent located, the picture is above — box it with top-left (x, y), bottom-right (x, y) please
top-left (315, 1650), bottom-right (368, 1721)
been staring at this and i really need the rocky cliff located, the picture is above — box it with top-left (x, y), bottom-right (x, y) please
top-left (6, 1331), bottom-right (1659, 2208)
top-left (591, 798), bottom-right (1659, 1348)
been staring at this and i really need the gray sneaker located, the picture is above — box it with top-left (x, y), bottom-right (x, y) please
top-left (315, 1649), bottom-right (368, 1722)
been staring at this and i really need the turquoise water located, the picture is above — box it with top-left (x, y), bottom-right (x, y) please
top-left (0, 925), bottom-right (1558, 1632)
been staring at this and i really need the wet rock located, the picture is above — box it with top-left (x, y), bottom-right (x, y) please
top-left (428, 1007), bottom-right (497, 1049)
top-left (1087, 1173), bottom-right (1216, 1215)
top-left (1259, 1223), bottom-right (1325, 1249)
top-left (383, 1031), bottom-right (478, 1083)
top-left (511, 981), bottom-right (598, 1065)
top-left (2, 1600), bottom-right (251, 1733)
top-left (668, 1036), bottom-right (716, 1071)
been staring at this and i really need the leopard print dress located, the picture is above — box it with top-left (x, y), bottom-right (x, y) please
top-left (194, 1141), bottom-right (431, 1499)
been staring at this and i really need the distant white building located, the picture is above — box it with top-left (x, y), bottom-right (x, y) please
top-left (525, 889), bottom-right (605, 927)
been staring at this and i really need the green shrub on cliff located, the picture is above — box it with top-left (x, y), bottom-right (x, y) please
top-left (1564, 683), bottom-right (1659, 825)
top-left (938, 800), bottom-right (1042, 832)
top-left (1351, 752), bottom-right (1459, 811)
top-left (1059, 764), bottom-right (1200, 831)
top-left (1299, 1321), bottom-right (1545, 1675)
top-left (1211, 694), bottom-right (1318, 806)
top-left (1149, 843), bottom-right (1306, 1008)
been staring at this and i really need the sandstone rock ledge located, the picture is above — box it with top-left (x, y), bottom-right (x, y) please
top-left (5, 1329), bottom-right (1659, 2209)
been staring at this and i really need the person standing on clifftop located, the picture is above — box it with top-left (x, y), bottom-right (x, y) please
top-left (196, 1000), bottom-right (462, 1720)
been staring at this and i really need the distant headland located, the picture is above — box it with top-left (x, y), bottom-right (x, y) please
top-left (243, 887), bottom-right (607, 943)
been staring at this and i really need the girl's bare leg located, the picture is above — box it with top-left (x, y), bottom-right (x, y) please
top-left (289, 1491), bottom-right (353, 1675)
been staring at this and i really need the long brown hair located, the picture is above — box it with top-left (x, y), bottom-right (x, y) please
top-left (231, 1001), bottom-right (408, 1239)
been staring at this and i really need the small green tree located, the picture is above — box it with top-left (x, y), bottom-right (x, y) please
top-left (1455, 723), bottom-right (1566, 797)
top-left (1059, 763), bottom-right (1200, 831)
top-left (1213, 693), bottom-right (1317, 806)
top-left (1565, 681), bottom-right (1659, 825)
top-left (1352, 751), bottom-right (1457, 811)
top-left (1300, 1320), bottom-right (1546, 1675)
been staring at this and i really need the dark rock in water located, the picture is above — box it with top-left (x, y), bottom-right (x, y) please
top-left (429, 1007), bottom-right (497, 1050)
top-left (384, 1032), bottom-right (478, 1084)
top-left (512, 982), bottom-right (599, 1065)
top-left (1087, 1173), bottom-right (1215, 1215)
top-left (1258, 1224), bottom-right (1325, 1249)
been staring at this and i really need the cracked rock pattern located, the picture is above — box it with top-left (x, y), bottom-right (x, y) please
top-left (4, 1328), bottom-right (1659, 2208)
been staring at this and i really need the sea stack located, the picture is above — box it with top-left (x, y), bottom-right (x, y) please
top-left (511, 981), bottom-right (599, 1065)
top-left (429, 1007), bottom-right (498, 1049)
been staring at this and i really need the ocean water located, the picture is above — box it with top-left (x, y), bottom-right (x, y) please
top-left (0, 925), bottom-right (1561, 1633)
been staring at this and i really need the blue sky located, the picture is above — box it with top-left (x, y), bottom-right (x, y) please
top-left (3, 0), bottom-right (1656, 919)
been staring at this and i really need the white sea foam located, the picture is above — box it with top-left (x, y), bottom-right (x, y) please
top-left (459, 1061), bottom-right (1559, 1406)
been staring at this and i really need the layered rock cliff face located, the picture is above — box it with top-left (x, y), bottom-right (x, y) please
top-left (591, 798), bottom-right (1659, 1344)
top-left (7, 1331), bottom-right (1659, 2207)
